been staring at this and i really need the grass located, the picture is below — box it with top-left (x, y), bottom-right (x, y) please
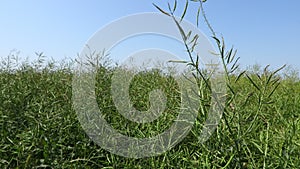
top-left (0, 52), bottom-right (299, 168)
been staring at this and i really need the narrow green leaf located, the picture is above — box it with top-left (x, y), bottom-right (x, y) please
top-left (273, 64), bottom-right (286, 75)
top-left (221, 38), bottom-right (225, 58)
top-left (168, 3), bottom-right (172, 14)
top-left (229, 50), bottom-right (237, 63)
top-left (195, 54), bottom-right (199, 69)
top-left (190, 35), bottom-right (199, 52)
top-left (226, 48), bottom-right (232, 63)
top-left (235, 70), bottom-right (246, 82)
top-left (229, 65), bottom-right (239, 74)
top-left (173, 0), bottom-right (177, 13)
top-left (270, 77), bottom-right (280, 86)
top-left (263, 64), bottom-right (270, 74)
top-left (180, 0), bottom-right (189, 22)
top-left (153, 3), bottom-right (171, 16)
top-left (256, 73), bottom-right (261, 80)
top-left (196, 7), bottom-right (201, 27)
top-left (266, 74), bottom-right (273, 86)
top-left (212, 36), bottom-right (220, 46)
top-left (230, 57), bottom-right (240, 72)
top-left (190, 40), bottom-right (198, 52)
top-left (246, 74), bottom-right (260, 91)
top-left (168, 60), bottom-right (188, 64)
top-left (186, 30), bottom-right (192, 40)
top-left (189, 34), bottom-right (199, 45)
top-left (267, 82), bottom-right (280, 98)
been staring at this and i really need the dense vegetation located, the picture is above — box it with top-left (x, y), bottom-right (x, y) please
top-left (0, 53), bottom-right (299, 168)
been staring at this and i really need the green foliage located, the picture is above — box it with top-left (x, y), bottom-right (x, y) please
top-left (0, 51), bottom-right (299, 168)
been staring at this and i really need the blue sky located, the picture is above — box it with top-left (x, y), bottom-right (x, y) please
top-left (1, 0), bottom-right (300, 70)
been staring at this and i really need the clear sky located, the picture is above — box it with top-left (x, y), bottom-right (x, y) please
top-left (1, 0), bottom-right (300, 70)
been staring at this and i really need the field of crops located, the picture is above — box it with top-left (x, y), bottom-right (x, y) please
top-left (0, 53), bottom-right (299, 168)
